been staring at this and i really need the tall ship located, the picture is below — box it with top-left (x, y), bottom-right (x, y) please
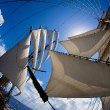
top-left (0, 0), bottom-right (110, 110)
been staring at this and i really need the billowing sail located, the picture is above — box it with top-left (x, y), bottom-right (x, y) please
top-left (99, 39), bottom-right (110, 61)
top-left (60, 40), bottom-right (79, 55)
top-left (69, 29), bottom-right (100, 39)
top-left (46, 51), bottom-right (110, 98)
top-left (45, 30), bottom-right (54, 60)
top-left (61, 28), bottom-right (110, 57)
top-left (0, 33), bottom-right (31, 92)
top-left (32, 29), bottom-right (41, 71)
top-left (37, 29), bottom-right (47, 69)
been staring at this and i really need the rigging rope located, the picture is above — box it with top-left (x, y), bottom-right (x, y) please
top-left (0, 0), bottom-right (58, 5)
top-left (74, 0), bottom-right (98, 18)
top-left (93, 0), bottom-right (102, 16)
top-left (97, 0), bottom-right (103, 14)
top-left (5, 1), bottom-right (28, 19)
top-left (80, 0), bottom-right (100, 18)
top-left (67, 0), bottom-right (97, 18)
top-left (85, 0), bottom-right (101, 18)
top-left (55, 51), bottom-right (110, 65)
top-left (1, 4), bottom-right (55, 39)
top-left (1, 1), bottom-right (67, 40)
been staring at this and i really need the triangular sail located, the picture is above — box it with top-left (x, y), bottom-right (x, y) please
top-left (61, 28), bottom-right (110, 57)
top-left (0, 33), bottom-right (31, 92)
top-left (46, 51), bottom-right (110, 98)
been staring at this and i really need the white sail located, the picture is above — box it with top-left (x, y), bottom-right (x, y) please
top-left (45, 30), bottom-right (54, 60)
top-left (53, 31), bottom-right (59, 51)
top-left (61, 28), bottom-right (110, 57)
top-left (32, 29), bottom-right (41, 71)
top-left (46, 51), bottom-right (110, 98)
top-left (0, 33), bottom-right (31, 92)
top-left (60, 40), bottom-right (80, 55)
top-left (99, 38), bottom-right (110, 61)
top-left (69, 29), bottom-right (100, 39)
top-left (37, 29), bottom-right (47, 69)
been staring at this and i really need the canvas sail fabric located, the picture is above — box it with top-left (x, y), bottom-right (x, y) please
top-left (31, 29), bottom-right (41, 71)
top-left (69, 29), bottom-right (100, 39)
top-left (61, 28), bottom-right (110, 57)
top-left (37, 29), bottom-right (47, 69)
top-left (0, 33), bottom-right (31, 92)
top-left (46, 51), bottom-right (110, 98)
top-left (45, 30), bottom-right (54, 61)
top-left (99, 38), bottom-right (110, 61)
top-left (53, 31), bottom-right (59, 51)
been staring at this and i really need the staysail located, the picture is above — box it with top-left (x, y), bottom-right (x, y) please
top-left (46, 51), bottom-right (110, 98)
top-left (61, 28), bottom-right (110, 57)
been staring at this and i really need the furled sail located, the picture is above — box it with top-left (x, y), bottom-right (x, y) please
top-left (45, 30), bottom-right (54, 61)
top-left (37, 29), bottom-right (47, 69)
top-left (46, 51), bottom-right (110, 98)
top-left (61, 28), bottom-right (110, 57)
top-left (32, 29), bottom-right (41, 71)
top-left (0, 33), bottom-right (31, 92)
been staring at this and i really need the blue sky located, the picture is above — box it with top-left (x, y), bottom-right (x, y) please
top-left (0, 0), bottom-right (109, 110)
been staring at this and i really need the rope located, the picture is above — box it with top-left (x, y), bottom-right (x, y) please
top-left (5, 1), bottom-right (29, 19)
top-left (1, 1), bottom-right (65, 40)
top-left (55, 9), bottom-right (80, 30)
top-left (85, 0), bottom-right (101, 18)
top-left (74, 0), bottom-right (98, 18)
top-left (69, 0), bottom-right (97, 18)
top-left (97, 0), bottom-right (103, 14)
top-left (92, 0), bottom-right (103, 17)
top-left (82, 0), bottom-right (100, 18)
top-left (48, 101), bottom-right (56, 110)
top-left (0, 0), bottom-right (60, 5)
top-left (54, 51), bottom-right (110, 65)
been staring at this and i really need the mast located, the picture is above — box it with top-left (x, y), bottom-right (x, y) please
top-left (97, 6), bottom-right (110, 110)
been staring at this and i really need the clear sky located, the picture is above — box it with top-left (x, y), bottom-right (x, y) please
top-left (0, 0), bottom-right (110, 110)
